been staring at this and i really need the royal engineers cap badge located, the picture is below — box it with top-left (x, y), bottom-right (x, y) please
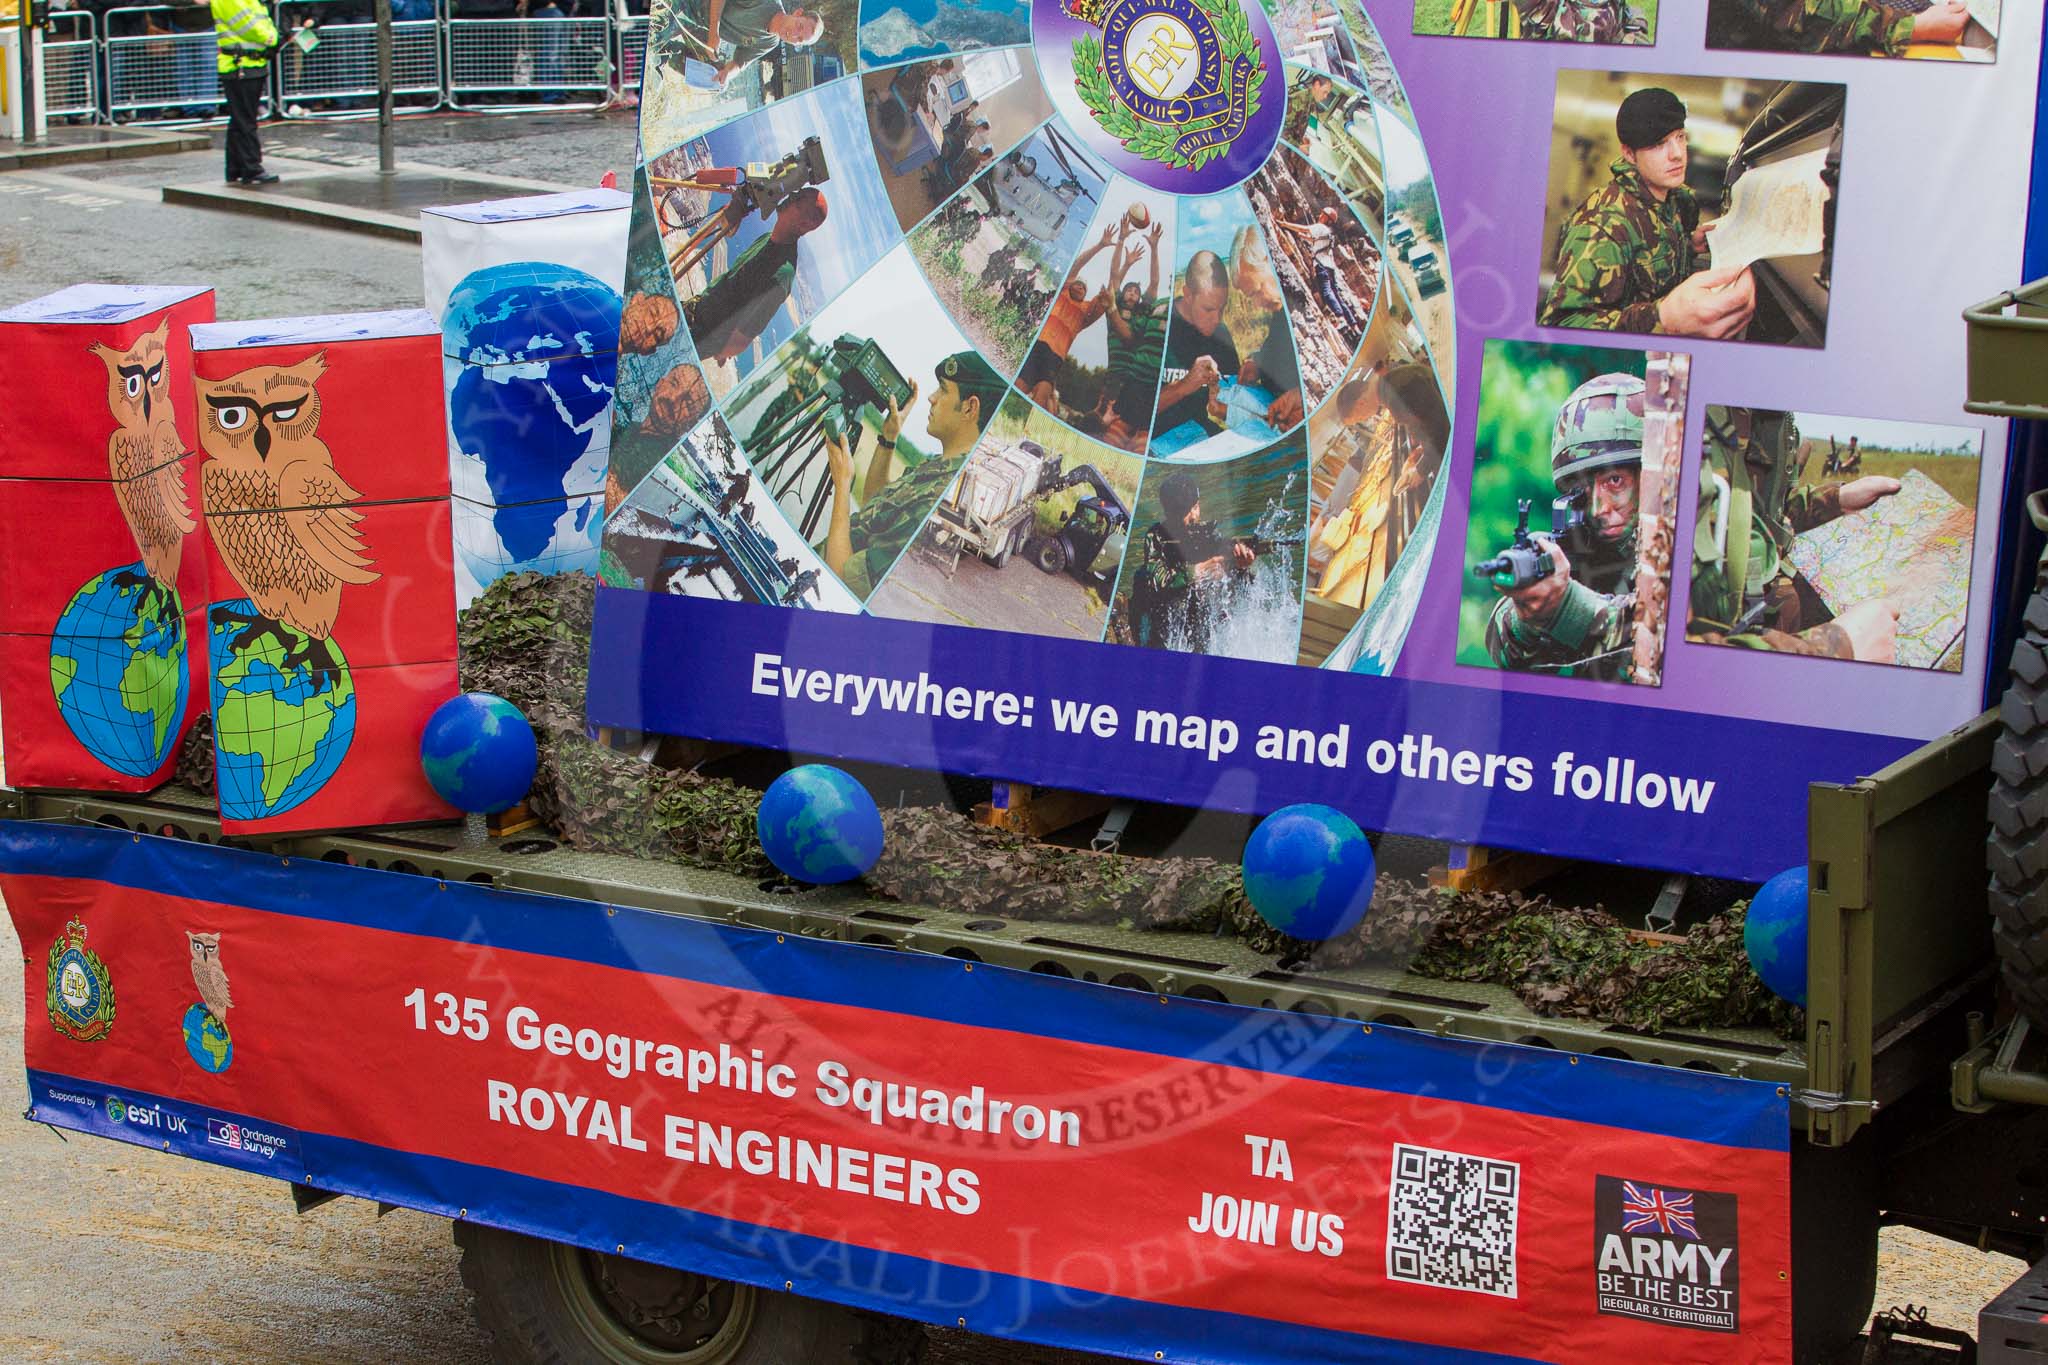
top-left (47, 917), bottom-right (116, 1042)
top-left (1036, 0), bottom-right (1281, 192)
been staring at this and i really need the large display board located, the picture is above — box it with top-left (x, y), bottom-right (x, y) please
top-left (589, 0), bottom-right (2044, 878)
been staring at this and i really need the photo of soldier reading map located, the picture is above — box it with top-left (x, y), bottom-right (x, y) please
top-left (1688, 407), bottom-right (1982, 671)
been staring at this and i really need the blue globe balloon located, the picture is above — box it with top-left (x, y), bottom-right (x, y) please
top-left (757, 764), bottom-right (884, 884)
top-left (1243, 804), bottom-right (1376, 941)
top-left (419, 692), bottom-right (538, 815)
top-left (1745, 865), bottom-right (1808, 1007)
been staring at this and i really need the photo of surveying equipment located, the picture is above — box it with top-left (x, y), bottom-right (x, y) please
top-left (1538, 71), bottom-right (1845, 349)
top-left (649, 79), bottom-right (901, 398)
top-left (906, 124), bottom-right (1109, 380)
top-left (867, 392), bottom-right (1142, 640)
top-left (1687, 406), bottom-right (1983, 671)
top-left (1301, 337), bottom-right (1448, 665)
top-left (1412, 0), bottom-right (1654, 44)
top-left (1018, 181), bottom-right (1174, 457)
top-left (600, 411), bottom-right (860, 614)
top-left (1705, 0), bottom-right (1995, 61)
top-left (1151, 193), bottom-right (1303, 463)
top-left (610, 168), bottom-right (715, 513)
top-left (640, 0), bottom-right (857, 153)
top-left (1106, 433), bottom-right (1309, 663)
top-left (720, 244), bottom-right (999, 599)
top-left (1247, 145), bottom-right (1376, 414)
top-left (1283, 65), bottom-right (1386, 231)
top-left (1456, 339), bottom-right (1688, 688)
top-left (861, 50), bottom-right (1053, 233)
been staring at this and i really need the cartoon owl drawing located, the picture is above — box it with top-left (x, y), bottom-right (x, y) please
top-left (91, 319), bottom-right (197, 600)
top-left (197, 353), bottom-right (380, 670)
top-left (187, 930), bottom-right (232, 1025)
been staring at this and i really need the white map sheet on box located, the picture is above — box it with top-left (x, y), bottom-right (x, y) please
top-left (1709, 149), bottom-right (1830, 274)
top-left (1787, 468), bottom-right (1973, 671)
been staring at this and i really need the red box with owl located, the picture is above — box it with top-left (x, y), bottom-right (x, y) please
top-left (0, 284), bottom-right (216, 792)
top-left (190, 312), bottom-right (459, 834)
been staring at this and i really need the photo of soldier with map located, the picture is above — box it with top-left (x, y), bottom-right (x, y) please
top-left (1688, 406), bottom-right (1982, 671)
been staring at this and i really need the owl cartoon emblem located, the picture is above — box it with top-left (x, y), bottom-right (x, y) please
top-left (90, 319), bottom-right (198, 615)
top-left (197, 353), bottom-right (381, 675)
top-left (183, 930), bottom-right (235, 1073)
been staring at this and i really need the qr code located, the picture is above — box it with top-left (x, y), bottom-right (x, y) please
top-left (1385, 1142), bottom-right (1519, 1298)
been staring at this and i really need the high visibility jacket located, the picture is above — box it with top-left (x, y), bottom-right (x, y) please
top-left (211, 0), bottom-right (279, 74)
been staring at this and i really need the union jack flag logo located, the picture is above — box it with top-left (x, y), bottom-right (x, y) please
top-left (1620, 1182), bottom-right (1698, 1240)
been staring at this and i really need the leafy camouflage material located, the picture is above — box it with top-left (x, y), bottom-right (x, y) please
top-left (1539, 159), bottom-right (1698, 335)
top-left (1709, 0), bottom-right (1915, 55)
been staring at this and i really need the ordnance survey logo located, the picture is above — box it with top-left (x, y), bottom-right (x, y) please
top-left (1065, 0), bottom-right (1266, 173)
top-left (46, 918), bottom-right (116, 1042)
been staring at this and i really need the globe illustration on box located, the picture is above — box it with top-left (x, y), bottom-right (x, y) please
top-left (181, 1002), bottom-right (233, 1073)
top-left (757, 764), bottom-right (885, 884)
top-left (208, 600), bottom-right (357, 821)
top-left (443, 261), bottom-right (622, 598)
top-left (1242, 803), bottom-right (1376, 941)
top-left (48, 563), bottom-right (188, 778)
top-left (1744, 865), bottom-right (1808, 1007)
top-left (420, 692), bottom-right (539, 815)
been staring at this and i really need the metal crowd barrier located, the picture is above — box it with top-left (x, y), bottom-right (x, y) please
top-left (42, 10), bottom-right (99, 121)
top-left (444, 15), bottom-right (611, 111)
top-left (103, 6), bottom-right (226, 123)
top-left (614, 12), bottom-right (646, 100)
top-left (275, 0), bottom-right (441, 116)
top-left (72, 5), bottom-right (649, 123)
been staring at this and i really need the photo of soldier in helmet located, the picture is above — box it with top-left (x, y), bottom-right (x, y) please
top-left (1414, 0), bottom-right (1653, 45)
top-left (1458, 340), bottom-right (1688, 686)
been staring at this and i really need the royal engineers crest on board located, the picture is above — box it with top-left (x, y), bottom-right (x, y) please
top-left (1035, 0), bottom-right (1281, 192)
top-left (47, 918), bottom-right (116, 1042)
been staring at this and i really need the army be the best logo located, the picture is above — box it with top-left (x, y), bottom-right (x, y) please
top-left (1034, 0), bottom-right (1282, 192)
top-left (47, 918), bottom-right (116, 1042)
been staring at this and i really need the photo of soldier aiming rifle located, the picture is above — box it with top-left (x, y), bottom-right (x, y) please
top-left (1479, 372), bottom-right (1646, 682)
top-left (655, 137), bottom-right (832, 360)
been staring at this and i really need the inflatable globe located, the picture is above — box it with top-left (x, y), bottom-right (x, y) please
top-left (420, 692), bottom-right (538, 815)
top-left (1744, 865), bottom-right (1809, 1008)
top-left (1242, 803), bottom-right (1376, 941)
top-left (756, 764), bottom-right (885, 884)
top-left (443, 261), bottom-right (622, 593)
top-left (627, 0), bottom-right (1455, 675)
top-left (48, 564), bottom-right (188, 778)
top-left (208, 600), bottom-right (356, 822)
top-left (182, 1002), bottom-right (233, 1073)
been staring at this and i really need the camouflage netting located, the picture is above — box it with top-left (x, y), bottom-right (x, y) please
top-left (169, 570), bottom-right (1795, 1039)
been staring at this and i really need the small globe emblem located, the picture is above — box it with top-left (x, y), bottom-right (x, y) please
top-left (182, 1003), bottom-right (234, 1074)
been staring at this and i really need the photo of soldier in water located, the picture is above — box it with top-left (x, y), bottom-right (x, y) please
top-left (1457, 339), bottom-right (1687, 686)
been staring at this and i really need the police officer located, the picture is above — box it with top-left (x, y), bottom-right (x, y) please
top-left (1540, 87), bottom-right (1754, 339)
top-left (1707, 0), bottom-right (1967, 56)
top-left (1687, 405), bottom-right (1901, 659)
top-left (1485, 372), bottom-right (1644, 681)
top-left (211, 0), bottom-right (283, 184)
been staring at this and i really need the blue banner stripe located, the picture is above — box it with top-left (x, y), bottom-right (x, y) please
top-left (1, 823), bottom-right (1790, 1152)
top-left (583, 593), bottom-right (1916, 883)
top-left (25, 1069), bottom-right (1544, 1365)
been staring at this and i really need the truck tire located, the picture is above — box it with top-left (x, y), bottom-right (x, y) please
top-left (1990, 492), bottom-right (2048, 1031)
top-left (991, 525), bottom-right (1017, 570)
top-left (1030, 534), bottom-right (1067, 576)
top-left (454, 1221), bottom-right (928, 1365)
